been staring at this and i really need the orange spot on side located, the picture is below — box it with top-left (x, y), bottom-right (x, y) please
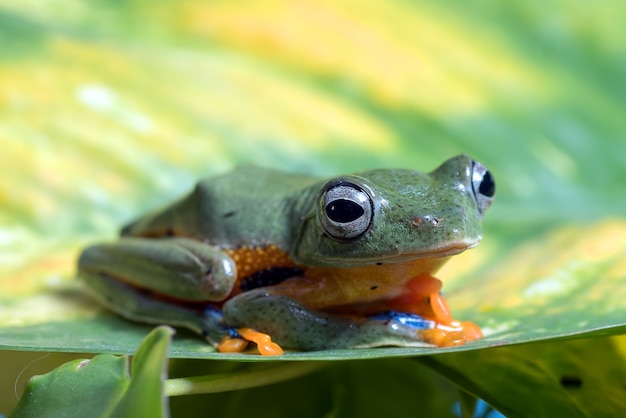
top-left (217, 337), bottom-right (249, 353)
top-left (237, 328), bottom-right (284, 356)
top-left (225, 245), bottom-right (299, 287)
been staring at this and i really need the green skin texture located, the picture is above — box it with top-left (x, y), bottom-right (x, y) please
top-left (78, 154), bottom-right (491, 351)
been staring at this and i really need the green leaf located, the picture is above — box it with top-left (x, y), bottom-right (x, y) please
top-left (167, 358), bottom-right (460, 418)
top-left (9, 354), bottom-right (130, 418)
top-left (457, 390), bottom-right (479, 418)
top-left (109, 326), bottom-right (173, 418)
top-left (418, 335), bottom-right (626, 417)
top-left (166, 362), bottom-right (324, 396)
top-left (2, 0), bottom-right (626, 415)
top-left (9, 326), bottom-right (173, 418)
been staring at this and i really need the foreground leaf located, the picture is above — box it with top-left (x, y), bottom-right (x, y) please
top-left (10, 326), bottom-right (173, 418)
top-left (10, 354), bottom-right (129, 418)
top-left (109, 326), bottom-right (173, 418)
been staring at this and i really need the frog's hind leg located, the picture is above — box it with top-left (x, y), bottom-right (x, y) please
top-left (223, 290), bottom-right (443, 351)
top-left (223, 290), bottom-right (350, 350)
top-left (79, 269), bottom-right (228, 346)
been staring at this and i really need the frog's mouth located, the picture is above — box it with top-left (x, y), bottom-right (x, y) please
top-left (371, 241), bottom-right (479, 263)
top-left (317, 238), bottom-right (480, 267)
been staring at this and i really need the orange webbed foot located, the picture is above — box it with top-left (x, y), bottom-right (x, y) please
top-left (389, 275), bottom-right (482, 347)
top-left (422, 320), bottom-right (483, 347)
top-left (217, 336), bottom-right (249, 353)
top-left (217, 328), bottom-right (284, 356)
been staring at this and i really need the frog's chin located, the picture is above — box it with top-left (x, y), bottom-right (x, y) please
top-left (319, 239), bottom-right (480, 267)
top-left (375, 240), bottom-right (479, 265)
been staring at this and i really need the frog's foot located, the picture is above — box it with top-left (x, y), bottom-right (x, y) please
top-left (217, 328), bottom-right (284, 356)
top-left (216, 335), bottom-right (249, 353)
top-left (367, 311), bottom-right (482, 348)
top-left (387, 275), bottom-right (483, 347)
top-left (422, 320), bottom-right (483, 347)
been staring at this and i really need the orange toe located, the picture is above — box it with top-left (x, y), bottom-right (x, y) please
top-left (217, 337), bottom-right (249, 353)
top-left (459, 321), bottom-right (483, 341)
top-left (422, 320), bottom-right (483, 347)
top-left (405, 275), bottom-right (442, 295)
top-left (428, 292), bottom-right (453, 325)
top-left (237, 328), bottom-right (284, 356)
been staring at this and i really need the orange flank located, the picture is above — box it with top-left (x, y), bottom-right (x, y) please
top-left (225, 245), bottom-right (299, 280)
top-left (269, 257), bottom-right (451, 312)
top-left (217, 328), bottom-right (284, 356)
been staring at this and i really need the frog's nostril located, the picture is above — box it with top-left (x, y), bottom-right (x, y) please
top-left (412, 215), bottom-right (443, 228)
top-left (431, 217), bottom-right (443, 227)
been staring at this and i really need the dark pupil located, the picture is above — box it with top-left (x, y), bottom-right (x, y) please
top-left (479, 171), bottom-right (495, 197)
top-left (325, 199), bottom-right (364, 223)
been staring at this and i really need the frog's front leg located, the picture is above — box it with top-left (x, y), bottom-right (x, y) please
top-left (77, 237), bottom-right (237, 345)
top-left (223, 290), bottom-right (445, 351)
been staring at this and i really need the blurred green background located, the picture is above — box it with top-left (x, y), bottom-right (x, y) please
top-left (2, 0), bottom-right (626, 415)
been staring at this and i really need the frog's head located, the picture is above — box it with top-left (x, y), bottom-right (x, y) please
top-left (293, 154), bottom-right (495, 267)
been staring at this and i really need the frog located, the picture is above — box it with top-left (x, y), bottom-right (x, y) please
top-left (77, 154), bottom-right (495, 356)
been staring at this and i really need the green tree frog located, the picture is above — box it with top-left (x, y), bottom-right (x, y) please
top-left (78, 154), bottom-right (495, 355)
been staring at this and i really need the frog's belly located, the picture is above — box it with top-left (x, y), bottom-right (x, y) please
top-left (265, 257), bottom-right (450, 312)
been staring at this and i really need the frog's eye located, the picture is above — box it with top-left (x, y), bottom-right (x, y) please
top-left (471, 161), bottom-right (496, 214)
top-left (319, 181), bottom-right (374, 240)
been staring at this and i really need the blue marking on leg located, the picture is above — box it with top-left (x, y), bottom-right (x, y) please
top-left (199, 305), bottom-right (232, 339)
top-left (370, 311), bottom-right (435, 330)
top-left (202, 305), bottom-right (225, 321)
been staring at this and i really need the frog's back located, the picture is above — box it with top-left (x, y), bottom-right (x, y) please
top-left (122, 166), bottom-right (322, 249)
top-left (205, 165), bottom-right (321, 200)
